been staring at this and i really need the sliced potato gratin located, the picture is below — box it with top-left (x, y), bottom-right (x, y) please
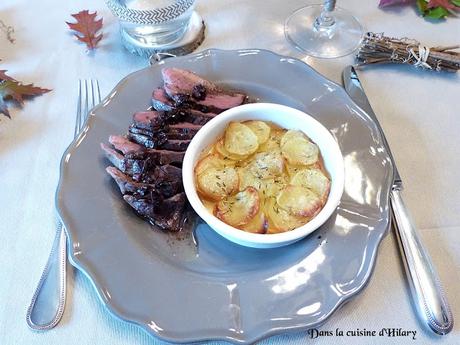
top-left (194, 121), bottom-right (331, 233)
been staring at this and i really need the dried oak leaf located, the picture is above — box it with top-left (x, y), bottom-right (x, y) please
top-left (0, 70), bottom-right (15, 81)
top-left (0, 75), bottom-right (51, 118)
top-left (66, 10), bottom-right (103, 50)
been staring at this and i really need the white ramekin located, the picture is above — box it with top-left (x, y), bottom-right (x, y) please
top-left (182, 103), bottom-right (344, 248)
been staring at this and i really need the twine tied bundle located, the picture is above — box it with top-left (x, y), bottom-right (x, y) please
top-left (356, 32), bottom-right (460, 72)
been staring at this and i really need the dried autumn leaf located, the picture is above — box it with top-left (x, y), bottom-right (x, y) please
top-left (0, 76), bottom-right (51, 118)
top-left (0, 70), bottom-right (15, 81)
top-left (0, 92), bottom-right (9, 117)
top-left (66, 10), bottom-right (103, 50)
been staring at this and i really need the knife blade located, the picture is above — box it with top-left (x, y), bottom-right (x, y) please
top-left (342, 66), bottom-right (401, 188)
top-left (342, 65), bottom-right (453, 335)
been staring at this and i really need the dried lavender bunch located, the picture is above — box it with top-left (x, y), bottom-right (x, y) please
top-left (356, 32), bottom-right (460, 72)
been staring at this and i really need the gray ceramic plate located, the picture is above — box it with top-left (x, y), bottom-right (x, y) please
top-left (56, 49), bottom-right (393, 344)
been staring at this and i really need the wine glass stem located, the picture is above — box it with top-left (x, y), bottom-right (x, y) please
top-left (314, 0), bottom-right (337, 30)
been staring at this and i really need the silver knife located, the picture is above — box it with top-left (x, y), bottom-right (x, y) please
top-left (342, 66), bottom-right (453, 335)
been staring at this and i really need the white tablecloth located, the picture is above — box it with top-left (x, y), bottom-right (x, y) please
top-left (1, 1), bottom-right (459, 344)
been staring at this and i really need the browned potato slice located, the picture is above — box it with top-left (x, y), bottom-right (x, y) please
top-left (195, 153), bottom-right (234, 176)
top-left (196, 167), bottom-right (239, 201)
top-left (201, 198), bottom-right (216, 215)
top-left (290, 168), bottom-right (331, 202)
top-left (202, 144), bottom-right (216, 156)
top-left (280, 129), bottom-right (308, 147)
top-left (215, 139), bottom-right (247, 161)
top-left (265, 197), bottom-right (309, 233)
top-left (248, 151), bottom-right (284, 179)
top-left (281, 138), bottom-right (319, 166)
top-left (240, 209), bottom-right (268, 234)
top-left (216, 187), bottom-right (260, 227)
top-left (286, 164), bottom-right (304, 178)
top-left (258, 129), bottom-right (284, 152)
top-left (238, 167), bottom-right (262, 191)
top-left (286, 162), bottom-right (321, 177)
top-left (238, 167), bottom-right (287, 197)
top-left (260, 175), bottom-right (288, 198)
top-left (264, 202), bottom-right (277, 232)
top-left (244, 120), bottom-right (271, 144)
top-left (224, 122), bottom-right (259, 155)
top-left (276, 185), bottom-right (322, 217)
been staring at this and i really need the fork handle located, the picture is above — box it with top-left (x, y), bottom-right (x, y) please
top-left (391, 189), bottom-right (453, 335)
top-left (26, 223), bottom-right (67, 330)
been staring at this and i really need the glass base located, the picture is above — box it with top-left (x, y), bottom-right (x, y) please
top-left (285, 5), bottom-right (364, 59)
top-left (121, 11), bottom-right (204, 58)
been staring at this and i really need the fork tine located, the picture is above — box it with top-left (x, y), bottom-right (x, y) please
top-left (76, 79), bottom-right (101, 136)
top-left (83, 79), bottom-right (89, 131)
top-left (82, 79), bottom-right (92, 129)
top-left (80, 80), bottom-right (87, 132)
top-left (95, 80), bottom-right (101, 104)
top-left (90, 79), bottom-right (96, 109)
top-left (74, 80), bottom-right (82, 138)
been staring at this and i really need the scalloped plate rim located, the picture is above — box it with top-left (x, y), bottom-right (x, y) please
top-left (55, 48), bottom-right (393, 344)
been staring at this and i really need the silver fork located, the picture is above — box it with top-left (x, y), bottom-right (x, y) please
top-left (26, 79), bottom-right (101, 331)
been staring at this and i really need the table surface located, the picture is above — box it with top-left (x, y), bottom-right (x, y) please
top-left (1, 0), bottom-right (459, 344)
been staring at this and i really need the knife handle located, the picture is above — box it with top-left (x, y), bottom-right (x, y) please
top-left (390, 189), bottom-right (453, 335)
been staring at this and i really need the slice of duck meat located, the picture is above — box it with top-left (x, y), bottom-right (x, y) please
top-left (184, 109), bottom-right (217, 125)
top-left (128, 126), bottom-right (156, 138)
top-left (161, 139), bottom-right (190, 151)
top-left (126, 150), bottom-right (185, 168)
top-left (162, 68), bottom-right (218, 96)
top-left (128, 132), bottom-right (190, 151)
top-left (111, 159), bottom-right (182, 188)
top-left (153, 86), bottom-right (224, 116)
top-left (169, 122), bottom-right (202, 132)
top-left (106, 166), bottom-right (182, 198)
top-left (168, 88), bottom-right (245, 113)
top-left (134, 108), bottom-right (190, 129)
top-left (127, 132), bottom-right (166, 149)
top-left (106, 166), bottom-right (150, 195)
top-left (108, 135), bottom-right (144, 155)
top-left (128, 126), bottom-right (171, 141)
top-left (197, 93), bottom-right (246, 110)
top-left (101, 143), bottom-right (132, 173)
top-left (132, 111), bottom-right (166, 131)
top-left (152, 87), bottom-right (175, 111)
top-left (123, 193), bottom-right (186, 231)
top-left (101, 143), bottom-right (184, 174)
top-left (162, 67), bottom-right (246, 111)
top-left (153, 164), bottom-right (182, 181)
top-left (154, 179), bottom-right (183, 199)
top-left (129, 122), bottom-right (202, 140)
top-left (139, 164), bottom-right (183, 187)
top-left (129, 127), bottom-right (192, 141)
top-left (134, 107), bottom-right (215, 128)
top-left (190, 109), bottom-right (217, 119)
top-left (165, 130), bottom-right (195, 141)
top-left (102, 143), bottom-right (151, 176)
top-left (167, 122), bottom-right (202, 139)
